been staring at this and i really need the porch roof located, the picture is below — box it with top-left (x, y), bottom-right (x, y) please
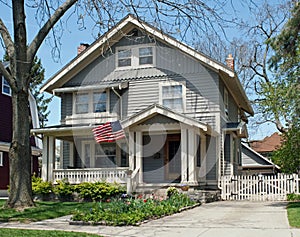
top-left (31, 124), bottom-right (94, 140)
top-left (223, 121), bottom-right (248, 138)
top-left (0, 141), bottom-right (42, 156)
top-left (121, 103), bottom-right (210, 132)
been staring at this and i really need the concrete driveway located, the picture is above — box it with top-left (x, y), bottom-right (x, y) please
top-left (1, 201), bottom-right (299, 237)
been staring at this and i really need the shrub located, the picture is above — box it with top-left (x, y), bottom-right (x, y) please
top-left (32, 175), bottom-right (54, 196)
top-left (75, 182), bottom-right (126, 202)
top-left (287, 193), bottom-right (300, 201)
top-left (53, 179), bottom-right (75, 201)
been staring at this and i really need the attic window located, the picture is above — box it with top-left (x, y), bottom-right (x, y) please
top-left (116, 45), bottom-right (154, 69)
top-left (118, 49), bottom-right (132, 67)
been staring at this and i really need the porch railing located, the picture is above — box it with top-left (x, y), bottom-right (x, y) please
top-left (127, 168), bottom-right (140, 194)
top-left (53, 168), bottom-right (129, 184)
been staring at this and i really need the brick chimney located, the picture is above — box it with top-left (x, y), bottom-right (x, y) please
top-left (226, 54), bottom-right (234, 70)
top-left (77, 43), bottom-right (90, 55)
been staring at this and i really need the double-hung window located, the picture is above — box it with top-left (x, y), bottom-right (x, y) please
top-left (2, 77), bottom-right (11, 96)
top-left (160, 82), bottom-right (185, 112)
top-left (118, 49), bottom-right (132, 67)
top-left (74, 91), bottom-right (107, 114)
top-left (116, 45), bottom-right (154, 68)
top-left (75, 93), bottom-right (89, 114)
top-left (139, 47), bottom-right (153, 65)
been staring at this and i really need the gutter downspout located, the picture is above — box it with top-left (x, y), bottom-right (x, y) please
top-left (112, 86), bottom-right (122, 120)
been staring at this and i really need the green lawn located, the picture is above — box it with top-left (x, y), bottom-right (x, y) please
top-left (287, 202), bottom-right (300, 228)
top-left (0, 229), bottom-right (100, 237)
top-left (0, 200), bottom-right (95, 222)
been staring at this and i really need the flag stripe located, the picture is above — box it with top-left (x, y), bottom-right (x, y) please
top-left (92, 121), bottom-right (125, 143)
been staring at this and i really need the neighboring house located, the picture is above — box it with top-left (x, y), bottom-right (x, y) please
top-left (249, 132), bottom-right (282, 158)
top-left (0, 62), bottom-right (42, 190)
top-left (240, 143), bottom-right (280, 175)
top-left (32, 15), bottom-right (253, 192)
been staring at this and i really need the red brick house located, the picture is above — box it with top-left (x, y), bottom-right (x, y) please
top-left (0, 62), bottom-right (42, 190)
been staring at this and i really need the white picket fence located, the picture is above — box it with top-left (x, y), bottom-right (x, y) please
top-left (220, 174), bottom-right (300, 201)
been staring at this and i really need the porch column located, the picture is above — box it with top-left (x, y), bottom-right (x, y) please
top-left (41, 136), bottom-right (49, 181)
top-left (136, 131), bottom-right (143, 183)
top-left (128, 131), bottom-right (135, 171)
top-left (199, 133), bottom-right (207, 182)
top-left (188, 128), bottom-right (197, 184)
top-left (180, 123), bottom-right (188, 183)
top-left (48, 136), bottom-right (56, 182)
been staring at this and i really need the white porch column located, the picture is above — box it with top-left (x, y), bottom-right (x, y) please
top-left (199, 133), bottom-right (207, 182)
top-left (128, 131), bottom-right (135, 171)
top-left (42, 136), bottom-right (49, 181)
top-left (180, 123), bottom-right (188, 183)
top-left (136, 131), bottom-right (143, 183)
top-left (48, 136), bottom-right (55, 182)
top-left (188, 128), bottom-right (197, 184)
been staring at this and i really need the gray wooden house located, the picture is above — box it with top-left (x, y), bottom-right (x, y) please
top-left (32, 15), bottom-right (253, 192)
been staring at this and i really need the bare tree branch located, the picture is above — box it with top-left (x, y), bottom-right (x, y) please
top-left (27, 0), bottom-right (77, 64)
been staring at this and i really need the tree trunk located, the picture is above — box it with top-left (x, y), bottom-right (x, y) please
top-left (7, 89), bottom-right (34, 209)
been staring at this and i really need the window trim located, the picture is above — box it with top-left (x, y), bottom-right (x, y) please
top-left (0, 152), bottom-right (3, 166)
top-left (2, 76), bottom-right (11, 96)
top-left (73, 89), bottom-right (109, 115)
top-left (116, 44), bottom-right (155, 69)
top-left (159, 81), bottom-right (186, 113)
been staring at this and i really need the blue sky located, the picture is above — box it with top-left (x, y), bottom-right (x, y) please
top-left (0, 1), bottom-right (279, 140)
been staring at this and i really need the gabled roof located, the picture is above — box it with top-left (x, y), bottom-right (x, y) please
top-left (241, 143), bottom-right (280, 170)
top-left (121, 103), bottom-right (209, 132)
top-left (41, 14), bottom-right (253, 115)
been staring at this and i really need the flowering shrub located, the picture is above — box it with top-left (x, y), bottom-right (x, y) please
top-left (72, 193), bottom-right (196, 226)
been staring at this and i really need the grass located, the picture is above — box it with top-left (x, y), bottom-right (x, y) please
top-left (287, 202), bottom-right (300, 228)
top-left (0, 229), bottom-right (100, 237)
top-left (0, 200), bottom-right (95, 222)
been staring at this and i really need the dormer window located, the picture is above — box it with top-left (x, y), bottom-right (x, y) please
top-left (116, 45), bottom-right (154, 69)
top-left (118, 49), bottom-right (132, 67)
top-left (2, 77), bottom-right (11, 96)
top-left (139, 47), bottom-right (153, 65)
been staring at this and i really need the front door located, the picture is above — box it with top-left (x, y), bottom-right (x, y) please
top-left (165, 134), bottom-right (181, 181)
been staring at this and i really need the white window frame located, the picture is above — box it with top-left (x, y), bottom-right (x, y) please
top-left (0, 152), bottom-right (3, 166)
top-left (116, 44), bottom-right (155, 69)
top-left (159, 81), bottom-right (186, 112)
top-left (224, 88), bottom-right (229, 119)
top-left (2, 76), bottom-right (11, 96)
top-left (73, 89), bottom-right (109, 115)
top-left (81, 141), bottom-right (117, 168)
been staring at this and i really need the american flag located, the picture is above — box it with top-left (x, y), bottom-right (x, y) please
top-left (92, 121), bottom-right (125, 143)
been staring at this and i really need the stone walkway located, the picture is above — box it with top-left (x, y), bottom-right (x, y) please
top-left (1, 201), bottom-right (299, 237)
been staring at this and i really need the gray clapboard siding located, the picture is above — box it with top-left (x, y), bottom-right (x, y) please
top-left (206, 135), bottom-right (217, 180)
top-left (61, 93), bottom-right (73, 122)
top-left (228, 92), bottom-right (238, 122)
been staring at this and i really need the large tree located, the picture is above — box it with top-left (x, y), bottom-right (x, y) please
top-left (0, 0), bottom-right (245, 209)
top-left (268, 2), bottom-right (300, 173)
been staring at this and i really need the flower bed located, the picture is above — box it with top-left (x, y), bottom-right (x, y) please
top-left (71, 193), bottom-right (198, 226)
